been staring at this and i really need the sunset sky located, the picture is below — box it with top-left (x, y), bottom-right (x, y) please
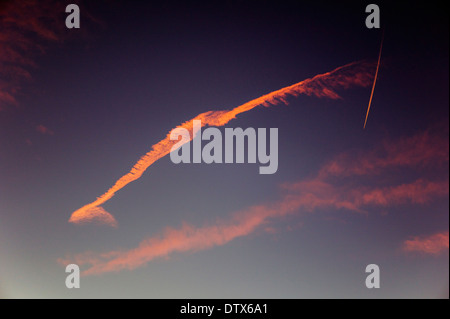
top-left (0, 0), bottom-right (448, 298)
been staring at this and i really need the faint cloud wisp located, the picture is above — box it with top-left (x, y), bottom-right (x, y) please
top-left (403, 232), bottom-right (449, 255)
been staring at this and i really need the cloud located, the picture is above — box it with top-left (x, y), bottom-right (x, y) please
top-left (0, 0), bottom-right (64, 109)
top-left (61, 207), bottom-right (277, 275)
top-left (71, 206), bottom-right (118, 228)
top-left (61, 131), bottom-right (449, 275)
top-left (318, 131), bottom-right (449, 178)
top-left (403, 232), bottom-right (449, 255)
top-left (69, 61), bottom-right (375, 226)
top-left (0, 0), bottom-right (100, 110)
top-left (280, 178), bottom-right (448, 216)
top-left (36, 124), bottom-right (54, 135)
top-left (61, 188), bottom-right (320, 275)
top-left (358, 179), bottom-right (449, 206)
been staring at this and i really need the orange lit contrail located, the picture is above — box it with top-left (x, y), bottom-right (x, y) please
top-left (363, 34), bottom-right (384, 129)
top-left (69, 61), bottom-right (375, 226)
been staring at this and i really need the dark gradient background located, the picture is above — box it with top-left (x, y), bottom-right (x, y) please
top-left (0, 0), bottom-right (448, 298)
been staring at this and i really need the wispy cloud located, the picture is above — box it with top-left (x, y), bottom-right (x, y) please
top-left (0, 0), bottom-right (100, 110)
top-left (60, 131), bottom-right (449, 275)
top-left (0, 0), bottom-right (63, 109)
top-left (36, 124), bottom-right (54, 135)
top-left (318, 131), bottom-right (449, 178)
top-left (403, 232), bottom-right (449, 255)
top-left (358, 180), bottom-right (449, 206)
top-left (280, 178), bottom-right (448, 215)
top-left (69, 61), bottom-right (375, 227)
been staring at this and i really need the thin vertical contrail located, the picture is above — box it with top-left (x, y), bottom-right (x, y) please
top-left (364, 33), bottom-right (384, 129)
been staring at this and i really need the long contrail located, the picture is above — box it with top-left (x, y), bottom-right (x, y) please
top-left (69, 61), bottom-right (375, 226)
top-left (363, 34), bottom-right (384, 129)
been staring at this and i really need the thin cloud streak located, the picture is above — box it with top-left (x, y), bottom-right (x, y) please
top-left (359, 179), bottom-right (449, 206)
top-left (403, 232), bottom-right (449, 255)
top-left (60, 131), bottom-right (449, 275)
top-left (69, 61), bottom-right (375, 226)
top-left (318, 131), bottom-right (449, 178)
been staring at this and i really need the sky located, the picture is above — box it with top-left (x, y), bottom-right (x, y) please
top-left (0, 0), bottom-right (448, 298)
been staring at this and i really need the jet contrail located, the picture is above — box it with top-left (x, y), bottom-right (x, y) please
top-left (363, 34), bottom-right (384, 129)
top-left (69, 61), bottom-right (375, 226)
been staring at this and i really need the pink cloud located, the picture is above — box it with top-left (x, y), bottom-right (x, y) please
top-left (359, 179), bottom-right (449, 206)
top-left (36, 124), bottom-right (54, 135)
top-left (318, 132), bottom-right (449, 178)
top-left (60, 205), bottom-right (280, 275)
top-left (403, 232), bottom-right (449, 255)
top-left (0, 0), bottom-right (64, 109)
top-left (0, 1), bottom-right (100, 110)
top-left (281, 178), bottom-right (448, 214)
